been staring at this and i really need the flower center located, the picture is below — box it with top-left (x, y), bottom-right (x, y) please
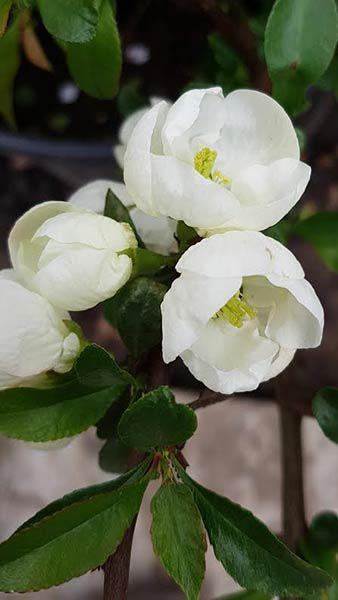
top-left (213, 291), bottom-right (257, 328)
top-left (194, 147), bottom-right (231, 187)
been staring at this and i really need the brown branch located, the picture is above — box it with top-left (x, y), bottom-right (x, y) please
top-left (103, 346), bottom-right (169, 599)
top-left (280, 404), bottom-right (307, 552)
top-left (195, 0), bottom-right (271, 93)
top-left (103, 519), bottom-right (137, 600)
top-left (188, 386), bottom-right (276, 411)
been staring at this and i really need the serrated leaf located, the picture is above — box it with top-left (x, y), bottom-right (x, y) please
top-left (0, 472), bottom-right (149, 592)
top-left (75, 343), bottom-right (135, 389)
top-left (19, 457), bottom-right (151, 530)
top-left (66, 0), bottom-right (121, 98)
top-left (0, 15), bottom-right (20, 125)
top-left (295, 212), bottom-right (338, 272)
top-left (176, 464), bottom-right (332, 597)
top-left (118, 386), bottom-right (197, 451)
top-left (0, 0), bottom-right (11, 37)
top-left (151, 483), bottom-right (206, 600)
top-left (104, 276), bottom-right (167, 357)
top-left (37, 0), bottom-right (99, 43)
top-left (265, 0), bottom-right (338, 114)
top-left (0, 381), bottom-right (116, 442)
top-left (99, 436), bottom-right (132, 474)
top-left (313, 387), bottom-right (338, 444)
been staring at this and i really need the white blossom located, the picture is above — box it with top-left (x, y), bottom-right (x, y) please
top-left (0, 270), bottom-right (80, 390)
top-left (114, 97), bottom-right (169, 169)
top-left (69, 180), bottom-right (177, 256)
top-left (8, 201), bottom-right (137, 311)
top-left (161, 232), bottom-right (324, 394)
top-left (124, 88), bottom-right (311, 234)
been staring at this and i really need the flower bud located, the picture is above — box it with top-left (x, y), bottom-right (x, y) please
top-left (0, 270), bottom-right (80, 389)
top-left (9, 202), bottom-right (137, 311)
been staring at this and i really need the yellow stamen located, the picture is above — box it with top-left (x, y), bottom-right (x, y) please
top-left (194, 147), bottom-right (217, 179)
top-left (213, 292), bottom-right (257, 328)
top-left (194, 146), bottom-right (231, 188)
top-left (213, 169), bottom-right (231, 186)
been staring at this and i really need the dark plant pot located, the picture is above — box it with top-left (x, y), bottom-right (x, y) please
top-left (0, 129), bottom-right (120, 188)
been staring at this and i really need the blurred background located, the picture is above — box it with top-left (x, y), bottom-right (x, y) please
top-left (0, 0), bottom-right (337, 598)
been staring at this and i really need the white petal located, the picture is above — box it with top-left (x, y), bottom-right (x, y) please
top-left (177, 232), bottom-right (304, 279)
top-left (161, 273), bottom-right (241, 363)
top-left (161, 87), bottom-right (223, 161)
top-left (0, 279), bottom-right (66, 379)
top-left (222, 159), bottom-right (311, 231)
top-left (9, 201), bottom-right (78, 277)
top-left (119, 107), bottom-right (149, 146)
top-left (0, 268), bottom-right (18, 282)
top-left (181, 319), bottom-right (278, 394)
top-left (113, 145), bottom-right (125, 169)
top-left (124, 101), bottom-right (170, 215)
top-left (54, 332), bottom-right (81, 373)
top-left (130, 208), bottom-right (177, 255)
top-left (34, 243), bottom-right (133, 311)
top-left (262, 347), bottom-right (296, 382)
top-left (265, 275), bottom-right (324, 348)
top-left (34, 212), bottom-right (136, 253)
top-left (69, 180), bottom-right (116, 213)
top-left (151, 155), bottom-right (239, 228)
top-left (214, 89), bottom-right (299, 177)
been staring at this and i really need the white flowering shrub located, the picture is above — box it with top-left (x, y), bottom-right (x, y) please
top-left (0, 1), bottom-right (337, 599)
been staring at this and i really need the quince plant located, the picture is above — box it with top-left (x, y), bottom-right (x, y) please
top-left (0, 0), bottom-right (338, 598)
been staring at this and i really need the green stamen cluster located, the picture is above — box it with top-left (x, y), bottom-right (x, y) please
top-left (214, 292), bottom-right (257, 328)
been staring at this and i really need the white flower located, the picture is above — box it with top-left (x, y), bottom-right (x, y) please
top-left (114, 97), bottom-right (169, 169)
top-left (0, 270), bottom-right (80, 390)
top-left (69, 179), bottom-right (177, 256)
top-left (124, 88), bottom-right (311, 234)
top-left (161, 232), bottom-right (323, 394)
top-left (8, 201), bottom-right (137, 311)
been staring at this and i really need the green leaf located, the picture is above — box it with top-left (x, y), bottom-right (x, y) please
top-left (264, 218), bottom-right (294, 245)
top-left (265, 0), bottom-right (338, 114)
top-left (96, 388), bottom-right (132, 439)
top-left (308, 512), bottom-right (338, 552)
top-left (317, 53), bottom-right (338, 97)
top-left (19, 457), bottom-right (151, 530)
top-left (176, 464), bottom-right (332, 597)
top-left (66, 0), bottom-right (121, 98)
top-left (295, 212), bottom-right (338, 271)
top-left (0, 471), bottom-right (150, 592)
top-left (151, 482), bottom-right (206, 600)
top-left (37, 0), bottom-right (99, 43)
top-left (176, 221), bottom-right (198, 253)
top-left (0, 345), bottom-right (133, 442)
top-left (215, 591), bottom-right (272, 600)
top-left (99, 437), bottom-right (132, 473)
top-left (75, 343), bottom-right (135, 389)
top-left (104, 277), bottom-right (167, 357)
top-left (0, 15), bottom-right (20, 125)
top-left (104, 188), bottom-right (143, 245)
top-left (118, 386), bottom-right (197, 451)
top-left (313, 387), bottom-right (338, 444)
top-left (132, 247), bottom-right (174, 278)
